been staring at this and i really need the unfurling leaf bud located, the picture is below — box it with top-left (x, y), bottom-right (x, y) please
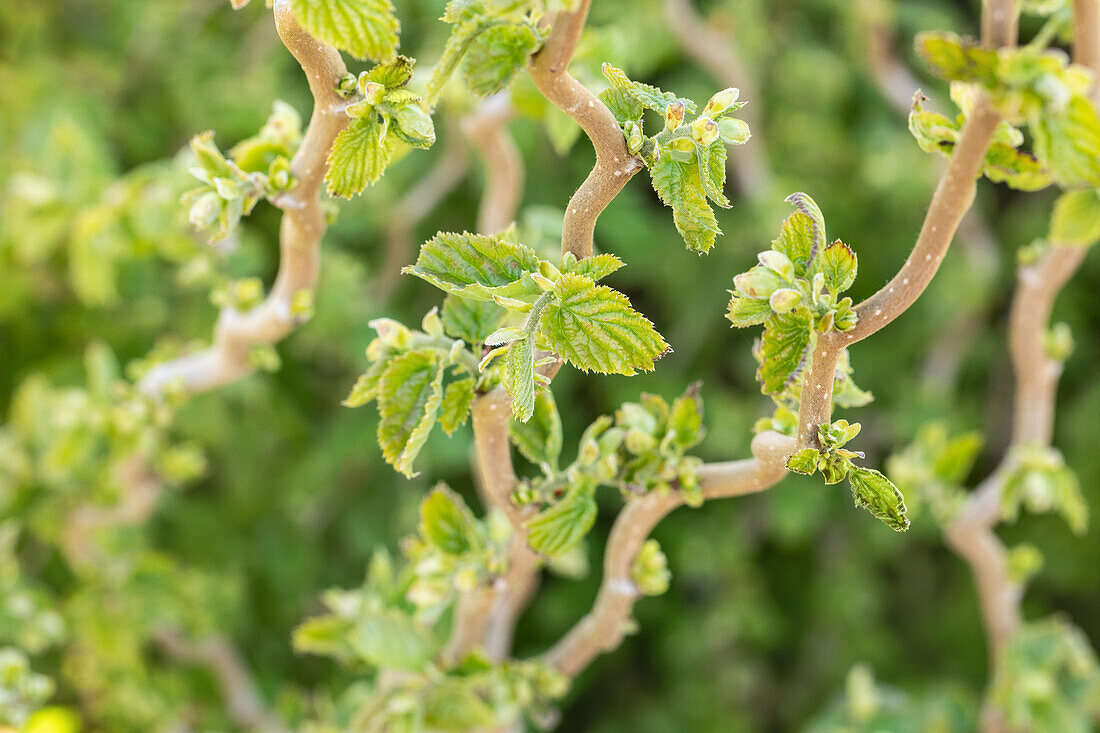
top-left (624, 121), bottom-right (644, 155)
top-left (664, 101), bottom-right (686, 131)
top-left (392, 104), bottom-right (436, 148)
top-left (358, 78), bottom-right (386, 104)
top-left (421, 307), bottom-right (444, 338)
top-left (690, 117), bottom-right (720, 146)
top-left (369, 317), bottom-right (412, 349)
top-left (1045, 322), bottom-right (1074, 361)
top-left (531, 272), bottom-right (556, 292)
top-left (703, 87), bottom-right (740, 117)
top-left (733, 268), bottom-right (783, 298)
top-left (336, 73), bottom-right (358, 99)
top-left (769, 288), bottom-right (802, 313)
top-left (718, 117), bottom-right (752, 145)
top-left (632, 539), bottom-right (671, 596)
top-left (188, 192), bottom-right (221, 229)
top-left (757, 250), bottom-right (795, 280)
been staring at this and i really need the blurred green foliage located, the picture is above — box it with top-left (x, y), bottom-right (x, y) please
top-left (2, 0), bottom-right (1100, 730)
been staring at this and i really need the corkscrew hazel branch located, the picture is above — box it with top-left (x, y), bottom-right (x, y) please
top-left (139, 0), bottom-right (349, 396)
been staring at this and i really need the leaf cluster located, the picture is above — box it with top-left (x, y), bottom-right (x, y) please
top-left (787, 420), bottom-right (910, 532)
top-left (403, 230), bottom-right (668, 422)
top-left (1001, 443), bottom-right (1088, 534)
top-left (599, 64), bottom-right (751, 253)
top-left (727, 193), bottom-right (865, 405)
top-left (916, 31), bottom-right (1100, 188)
top-left (327, 57), bottom-right (436, 197)
top-left (885, 423), bottom-right (984, 526)
top-left (513, 386), bottom-right (706, 559)
top-left (991, 618), bottom-right (1100, 733)
top-left (343, 311), bottom-right (483, 477)
top-left (182, 102), bottom-right (302, 243)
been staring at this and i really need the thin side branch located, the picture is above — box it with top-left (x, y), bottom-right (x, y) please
top-left (462, 93), bottom-right (523, 236)
top-left (855, 0), bottom-right (1003, 393)
top-left (139, 0), bottom-right (349, 396)
top-left (528, 0), bottom-right (645, 258)
top-left (796, 102), bottom-right (1003, 447)
top-left (945, 0), bottom-right (1097, 679)
top-left (155, 630), bottom-right (290, 733)
top-left (542, 431), bottom-right (794, 677)
top-left (378, 130), bottom-right (469, 301)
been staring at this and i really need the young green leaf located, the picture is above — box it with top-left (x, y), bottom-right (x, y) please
top-left (1050, 188), bottom-right (1100, 247)
top-left (726, 294), bottom-right (773, 327)
top-left (377, 350), bottom-right (445, 477)
top-left (350, 608), bottom-right (435, 671)
top-left (667, 384), bottom-right (705, 451)
top-left (848, 466), bottom-right (910, 531)
top-left (439, 377), bottom-right (476, 435)
top-left (650, 153), bottom-right (721, 253)
top-left (816, 240), bottom-right (857, 293)
top-left (525, 483), bottom-right (598, 558)
top-left (597, 63), bottom-right (696, 125)
top-left (423, 678), bottom-right (497, 731)
top-left (757, 313), bottom-right (813, 395)
top-left (325, 117), bottom-right (399, 198)
top-left (404, 231), bottom-right (541, 300)
top-left (1032, 95), bottom-right (1100, 188)
top-left (982, 143), bottom-right (1052, 191)
top-left (786, 448), bottom-right (819, 475)
top-left (343, 356), bottom-right (392, 407)
top-left (419, 485), bottom-right (480, 555)
top-left (509, 390), bottom-right (563, 468)
top-left (539, 273), bottom-right (670, 375)
top-left (503, 334), bottom-right (536, 422)
top-left (771, 210), bottom-right (816, 270)
top-left (694, 142), bottom-right (730, 208)
top-left (785, 192), bottom-right (826, 259)
top-left (290, 0), bottom-right (399, 62)
top-left (562, 252), bottom-right (625, 281)
top-left (916, 32), bottom-right (999, 84)
top-left (464, 23), bottom-right (544, 98)
top-left (440, 294), bottom-right (506, 344)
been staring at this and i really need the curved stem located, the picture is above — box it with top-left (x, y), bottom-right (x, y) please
top-left (945, 5), bottom-right (1096, 731)
top-left (528, 0), bottom-right (645, 259)
top-left (542, 431), bottom-right (793, 677)
top-left (796, 102), bottom-right (1003, 448)
top-left (155, 630), bottom-right (289, 733)
top-left (139, 0), bottom-right (348, 396)
top-left (462, 93), bottom-right (523, 236)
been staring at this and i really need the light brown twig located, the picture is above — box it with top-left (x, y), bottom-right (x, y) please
top-left (528, 0), bottom-right (645, 259)
top-left (139, 0), bottom-right (348, 396)
top-left (155, 630), bottom-right (290, 733)
top-left (944, 7), bottom-right (1097, 731)
top-left (543, 431), bottom-right (794, 677)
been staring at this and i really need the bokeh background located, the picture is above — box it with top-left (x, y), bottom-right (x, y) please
top-left (2, 0), bottom-right (1099, 730)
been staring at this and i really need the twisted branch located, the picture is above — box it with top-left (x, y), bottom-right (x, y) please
top-left (855, 0), bottom-right (1003, 393)
top-left (528, 0), bottom-right (645, 259)
top-left (543, 431), bottom-right (794, 677)
top-left (155, 630), bottom-right (290, 733)
top-left (942, 7), bottom-right (1098, 731)
top-left (794, 0), bottom-right (1022, 447)
top-left (139, 0), bottom-right (348, 396)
